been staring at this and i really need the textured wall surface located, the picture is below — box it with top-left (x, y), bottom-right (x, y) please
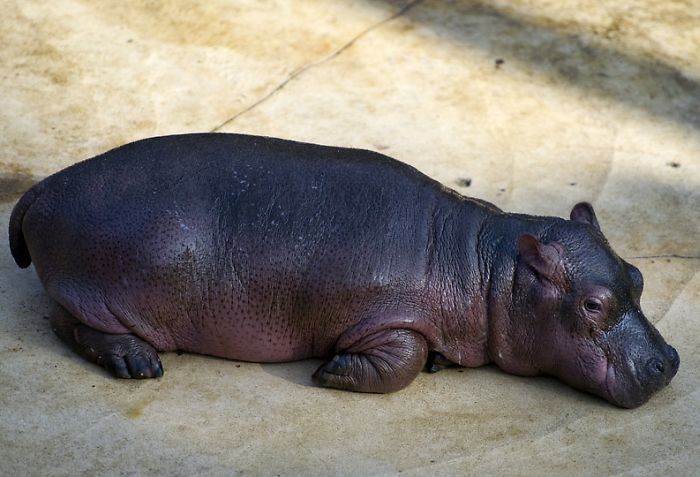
top-left (1, 1), bottom-right (699, 475)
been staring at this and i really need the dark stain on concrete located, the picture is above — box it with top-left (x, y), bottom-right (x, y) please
top-left (0, 166), bottom-right (40, 203)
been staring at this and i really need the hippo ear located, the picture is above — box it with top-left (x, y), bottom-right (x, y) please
top-left (517, 234), bottom-right (563, 280)
top-left (570, 202), bottom-right (601, 231)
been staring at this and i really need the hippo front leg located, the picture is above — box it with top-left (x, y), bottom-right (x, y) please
top-left (312, 329), bottom-right (428, 393)
top-left (49, 304), bottom-right (164, 379)
top-left (426, 351), bottom-right (457, 373)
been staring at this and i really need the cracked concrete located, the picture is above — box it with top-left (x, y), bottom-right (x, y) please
top-left (1, 0), bottom-right (699, 475)
top-left (210, 0), bottom-right (425, 132)
top-left (629, 255), bottom-right (700, 260)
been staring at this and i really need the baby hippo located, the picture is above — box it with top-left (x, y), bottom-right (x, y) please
top-left (9, 133), bottom-right (679, 408)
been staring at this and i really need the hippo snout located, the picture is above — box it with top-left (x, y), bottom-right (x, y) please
top-left (667, 345), bottom-right (680, 374)
top-left (643, 345), bottom-right (679, 385)
top-left (603, 315), bottom-right (680, 408)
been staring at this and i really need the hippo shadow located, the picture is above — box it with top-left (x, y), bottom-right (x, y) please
top-left (259, 358), bottom-right (613, 409)
top-left (259, 359), bottom-right (325, 388)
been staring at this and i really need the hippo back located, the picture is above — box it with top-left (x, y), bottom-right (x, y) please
top-left (17, 134), bottom-right (457, 360)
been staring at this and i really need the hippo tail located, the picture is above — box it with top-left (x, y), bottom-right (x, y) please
top-left (9, 183), bottom-right (41, 268)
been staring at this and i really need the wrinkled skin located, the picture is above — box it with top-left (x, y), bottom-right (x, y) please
top-left (9, 133), bottom-right (679, 407)
top-left (484, 205), bottom-right (679, 408)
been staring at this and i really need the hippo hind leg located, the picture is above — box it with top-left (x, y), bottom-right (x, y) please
top-left (49, 304), bottom-right (163, 379)
top-left (312, 329), bottom-right (427, 393)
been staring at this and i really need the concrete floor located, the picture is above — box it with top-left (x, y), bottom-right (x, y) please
top-left (1, 0), bottom-right (699, 475)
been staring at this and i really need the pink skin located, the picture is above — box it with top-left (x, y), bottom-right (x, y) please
top-left (8, 131), bottom-right (678, 404)
top-left (505, 217), bottom-right (678, 408)
top-left (490, 275), bottom-right (613, 403)
top-left (547, 331), bottom-right (611, 403)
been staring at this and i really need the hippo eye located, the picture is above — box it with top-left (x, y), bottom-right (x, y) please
top-left (584, 298), bottom-right (603, 314)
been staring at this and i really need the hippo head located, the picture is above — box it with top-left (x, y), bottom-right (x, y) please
top-left (508, 203), bottom-right (679, 408)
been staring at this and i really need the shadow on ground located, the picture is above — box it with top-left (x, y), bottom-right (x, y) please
top-left (364, 0), bottom-right (700, 132)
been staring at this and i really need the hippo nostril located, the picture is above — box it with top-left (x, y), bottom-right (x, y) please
top-left (645, 358), bottom-right (665, 377)
top-left (666, 347), bottom-right (680, 381)
top-left (667, 346), bottom-right (680, 370)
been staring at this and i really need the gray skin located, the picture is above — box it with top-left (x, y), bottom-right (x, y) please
top-left (9, 133), bottom-right (679, 408)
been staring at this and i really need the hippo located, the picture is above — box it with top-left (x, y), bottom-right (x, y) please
top-left (9, 133), bottom-right (679, 408)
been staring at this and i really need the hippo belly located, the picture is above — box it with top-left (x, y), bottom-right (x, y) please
top-left (17, 133), bottom-right (443, 364)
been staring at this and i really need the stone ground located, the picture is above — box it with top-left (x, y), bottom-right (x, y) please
top-left (1, 0), bottom-right (699, 475)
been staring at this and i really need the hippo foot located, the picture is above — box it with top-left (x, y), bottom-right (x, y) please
top-left (312, 329), bottom-right (427, 393)
top-left (425, 352), bottom-right (455, 373)
top-left (49, 305), bottom-right (163, 379)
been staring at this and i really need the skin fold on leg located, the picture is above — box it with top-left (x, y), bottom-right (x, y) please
top-left (312, 328), bottom-right (428, 393)
top-left (49, 304), bottom-right (164, 379)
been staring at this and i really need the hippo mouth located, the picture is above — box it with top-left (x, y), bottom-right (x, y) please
top-left (594, 335), bottom-right (648, 408)
top-left (602, 344), bottom-right (679, 408)
top-left (574, 341), bottom-right (623, 407)
top-left (604, 361), bottom-right (656, 409)
top-left (572, 342), bottom-right (644, 408)
top-left (604, 365), bottom-right (624, 407)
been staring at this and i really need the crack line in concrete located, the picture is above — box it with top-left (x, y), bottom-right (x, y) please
top-left (627, 254), bottom-right (700, 260)
top-left (653, 269), bottom-right (698, 325)
top-left (209, 0), bottom-right (424, 132)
